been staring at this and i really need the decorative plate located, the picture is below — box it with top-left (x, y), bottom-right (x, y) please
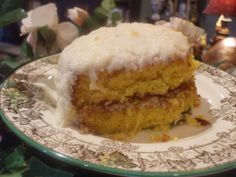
top-left (1, 55), bottom-right (236, 177)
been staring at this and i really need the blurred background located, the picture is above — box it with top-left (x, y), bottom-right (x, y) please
top-left (1, 0), bottom-right (236, 44)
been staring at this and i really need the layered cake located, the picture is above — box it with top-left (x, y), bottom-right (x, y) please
top-left (56, 23), bottom-right (199, 139)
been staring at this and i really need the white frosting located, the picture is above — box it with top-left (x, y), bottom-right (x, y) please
top-left (55, 23), bottom-right (190, 124)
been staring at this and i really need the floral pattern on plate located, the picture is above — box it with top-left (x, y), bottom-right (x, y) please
top-left (1, 55), bottom-right (236, 175)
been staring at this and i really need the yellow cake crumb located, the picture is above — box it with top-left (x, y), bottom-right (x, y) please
top-left (151, 133), bottom-right (171, 142)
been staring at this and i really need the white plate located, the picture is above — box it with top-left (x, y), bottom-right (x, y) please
top-left (1, 55), bottom-right (236, 176)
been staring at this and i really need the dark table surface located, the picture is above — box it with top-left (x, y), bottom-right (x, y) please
top-left (1, 67), bottom-right (236, 177)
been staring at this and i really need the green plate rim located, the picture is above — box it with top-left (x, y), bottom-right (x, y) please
top-left (1, 57), bottom-right (236, 177)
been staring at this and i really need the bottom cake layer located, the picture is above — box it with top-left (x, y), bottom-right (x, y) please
top-left (70, 80), bottom-right (199, 140)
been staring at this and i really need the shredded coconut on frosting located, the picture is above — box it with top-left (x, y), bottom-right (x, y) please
top-left (55, 23), bottom-right (190, 125)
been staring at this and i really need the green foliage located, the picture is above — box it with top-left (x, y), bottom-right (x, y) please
top-left (0, 0), bottom-right (24, 16)
top-left (0, 172), bottom-right (22, 177)
top-left (94, 0), bottom-right (116, 18)
top-left (0, 46), bottom-right (32, 75)
top-left (82, 0), bottom-right (121, 33)
top-left (23, 158), bottom-right (73, 177)
top-left (0, 0), bottom-right (26, 27)
top-left (101, 0), bottom-right (115, 11)
top-left (80, 16), bottom-right (102, 35)
top-left (111, 10), bottom-right (122, 26)
top-left (95, 0), bottom-right (121, 26)
top-left (0, 146), bottom-right (73, 177)
top-left (94, 7), bottom-right (108, 19)
top-left (21, 40), bottom-right (34, 59)
top-left (5, 147), bottom-right (27, 173)
top-left (37, 26), bottom-right (57, 54)
top-left (0, 0), bottom-right (29, 77)
top-left (38, 27), bottom-right (57, 47)
top-left (0, 56), bottom-right (21, 69)
top-left (0, 8), bottom-right (27, 28)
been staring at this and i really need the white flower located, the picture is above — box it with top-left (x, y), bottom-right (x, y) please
top-left (21, 3), bottom-right (58, 35)
top-left (20, 3), bottom-right (79, 52)
top-left (67, 7), bottom-right (89, 26)
top-left (53, 22), bottom-right (79, 50)
top-left (169, 17), bottom-right (205, 43)
top-left (156, 17), bottom-right (205, 43)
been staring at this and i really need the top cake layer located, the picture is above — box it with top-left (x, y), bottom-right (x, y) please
top-left (58, 23), bottom-right (190, 81)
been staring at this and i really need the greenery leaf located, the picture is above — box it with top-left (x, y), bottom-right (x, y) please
top-left (0, 8), bottom-right (27, 28)
top-left (101, 0), bottom-right (115, 11)
top-left (0, 0), bottom-right (24, 16)
top-left (5, 146), bottom-right (27, 173)
top-left (23, 158), bottom-right (73, 177)
top-left (0, 172), bottom-right (22, 177)
top-left (38, 26), bottom-right (57, 45)
top-left (38, 26), bottom-right (57, 52)
top-left (0, 56), bottom-right (21, 69)
top-left (79, 0), bottom-right (120, 34)
top-left (94, 7), bottom-right (108, 18)
top-left (111, 10), bottom-right (122, 26)
top-left (21, 40), bottom-right (34, 59)
top-left (81, 16), bottom-right (102, 35)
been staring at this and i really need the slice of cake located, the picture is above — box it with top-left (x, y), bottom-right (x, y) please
top-left (56, 23), bottom-right (199, 139)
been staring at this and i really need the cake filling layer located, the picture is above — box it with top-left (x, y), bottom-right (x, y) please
top-left (70, 80), bottom-right (199, 138)
top-left (72, 57), bottom-right (197, 107)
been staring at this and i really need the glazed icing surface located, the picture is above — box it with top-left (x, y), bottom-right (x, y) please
top-left (55, 23), bottom-right (190, 123)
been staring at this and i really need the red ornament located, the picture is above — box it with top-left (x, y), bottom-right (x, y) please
top-left (204, 0), bottom-right (236, 16)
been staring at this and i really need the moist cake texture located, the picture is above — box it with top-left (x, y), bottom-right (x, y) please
top-left (56, 23), bottom-right (199, 139)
